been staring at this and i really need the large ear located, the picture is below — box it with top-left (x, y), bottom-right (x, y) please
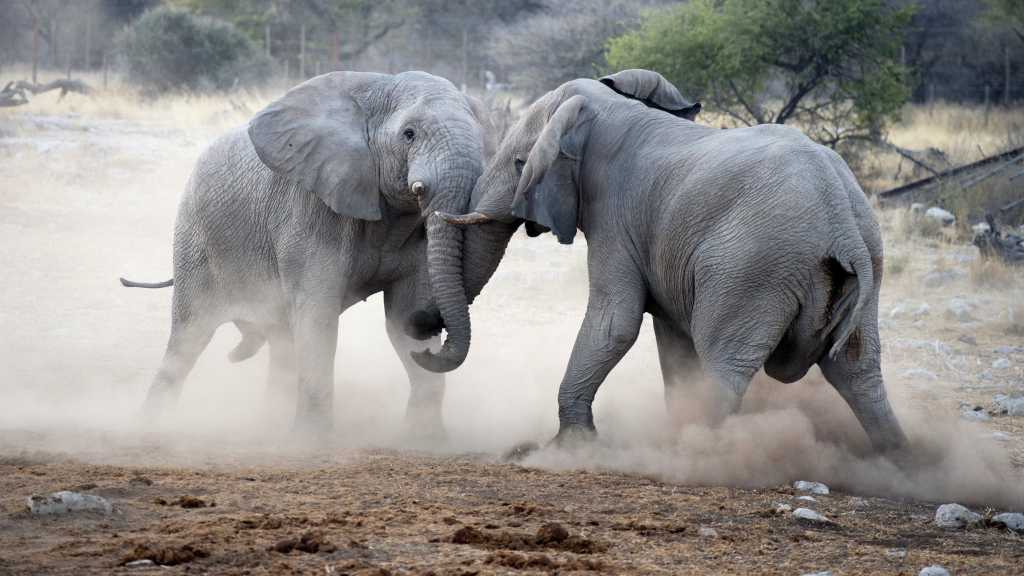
top-left (248, 72), bottom-right (385, 221)
top-left (511, 95), bottom-right (591, 245)
top-left (599, 69), bottom-right (701, 121)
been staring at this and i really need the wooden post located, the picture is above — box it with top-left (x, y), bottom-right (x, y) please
top-left (331, 28), bottom-right (340, 70)
top-left (460, 26), bottom-right (468, 91)
top-left (49, 19), bottom-right (57, 68)
top-left (1005, 44), bottom-right (1012, 106)
top-left (265, 22), bottom-right (271, 58)
top-left (31, 12), bottom-right (39, 84)
top-left (299, 22), bottom-right (306, 79)
top-left (85, 13), bottom-right (92, 70)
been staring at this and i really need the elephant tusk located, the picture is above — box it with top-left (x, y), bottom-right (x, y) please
top-left (435, 211), bottom-right (493, 226)
top-left (411, 181), bottom-right (427, 197)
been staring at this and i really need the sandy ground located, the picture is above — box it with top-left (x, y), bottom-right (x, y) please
top-left (1, 94), bottom-right (1023, 575)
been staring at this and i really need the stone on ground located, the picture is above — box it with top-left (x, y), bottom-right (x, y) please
top-left (991, 512), bottom-right (1024, 532)
top-left (27, 491), bottom-right (112, 515)
top-left (934, 503), bottom-right (982, 529)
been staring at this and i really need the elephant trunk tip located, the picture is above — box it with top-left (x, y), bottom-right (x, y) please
top-left (411, 348), bottom-right (465, 373)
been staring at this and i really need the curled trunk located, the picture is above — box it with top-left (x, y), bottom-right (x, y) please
top-left (413, 205), bottom-right (474, 373)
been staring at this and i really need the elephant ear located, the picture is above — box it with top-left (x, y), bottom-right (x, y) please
top-left (248, 72), bottom-right (385, 221)
top-left (599, 69), bottom-right (701, 121)
top-left (511, 95), bottom-right (592, 245)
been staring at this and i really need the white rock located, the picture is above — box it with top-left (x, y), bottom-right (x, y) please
top-left (994, 345), bottom-right (1023, 355)
top-left (945, 299), bottom-right (975, 323)
top-left (27, 491), bottom-right (112, 515)
top-left (797, 495), bottom-right (817, 502)
top-left (993, 394), bottom-right (1024, 416)
top-left (886, 548), bottom-right (907, 559)
top-left (991, 512), bottom-right (1024, 532)
top-left (125, 560), bottom-right (155, 568)
top-left (959, 406), bottom-right (991, 422)
top-left (793, 507), bottom-right (832, 524)
top-left (934, 503), bottom-right (982, 529)
top-left (774, 502), bottom-right (793, 513)
top-left (801, 572), bottom-right (832, 576)
top-left (901, 368), bottom-right (938, 381)
top-left (992, 358), bottom-right (1011, 369)
top-left (793, 480), bottom-right (830, 495)
top-left (923, 269), bottom-right (965, 288)
top-left (972, 222), bottom-right (991, 235)
top-left (919, 566), bottom-right (950, 576)
top-left (698, 526), bottom-right (719, 538)
top-left (990, 431), bottom-right (1011, 442)
top-left (925, 207), bottom-right (956, 226)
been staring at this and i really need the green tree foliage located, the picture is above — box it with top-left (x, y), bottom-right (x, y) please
top-left (606, 0), bottom-right (913, 147)
top-left (115, 6), bottom-right (271, 93)
top-left (983, 0), bottom-right (1024, 43)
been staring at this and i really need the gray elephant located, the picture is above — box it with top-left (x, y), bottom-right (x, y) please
top-left (122, 71), bottom-right (491, 438)
top-left (435, 69), bottom-right (908, 453)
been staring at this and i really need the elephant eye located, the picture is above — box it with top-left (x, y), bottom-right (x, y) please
top-left (514, 157), bottom-right (526, 172)
top-left (402, 127), bottom-right (416, 142)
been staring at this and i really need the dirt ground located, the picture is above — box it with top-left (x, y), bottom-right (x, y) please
top-left (1, 439), bottom-right (1023, 576)
top-left (1, 92), bottom-right (1023, 575)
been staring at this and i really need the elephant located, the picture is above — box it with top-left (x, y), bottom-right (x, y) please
top-left (121, 71), bottom-right (492, 439)
top-left (434, 69), bottom-right (908, 453)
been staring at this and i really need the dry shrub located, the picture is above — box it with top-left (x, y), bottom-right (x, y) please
top-left (1004, 305), bottom-right (1024, 337)
top-left (969, 257), bottom-right (1012, 288)
top-left (885, 251), bottom-right (909, 276)
top-left (896, 209), bottom-right (945, 240)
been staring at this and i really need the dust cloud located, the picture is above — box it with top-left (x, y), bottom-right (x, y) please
top-left (0, 94), bottom-right (1021, 511)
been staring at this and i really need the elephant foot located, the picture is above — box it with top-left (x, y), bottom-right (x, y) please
top-left (289, 412), bottom-right (334, 447)
top-left (550, 423), bottom-right (598, 449)
top-left (502, 441), bottom-right (541, 462)
top-left (399, 422), bottom-right (449, 450)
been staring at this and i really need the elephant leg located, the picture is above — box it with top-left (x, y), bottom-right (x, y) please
top-left (384, 282), bottom-right (446, 443)
top-left (142, 315), bottom-right (215, 418)
top-left (289, 299), bottom-right (340, 439)
top-left (691, 291), bottom-right (795, 425)
top-left (652, 316), bottom-right (701, 428)
top-left (556, 286), bottom-right (645, 441)
top-left (263, 327), bottom-right (297, 411)
top-left (819, 317), bottom-right (907, 453)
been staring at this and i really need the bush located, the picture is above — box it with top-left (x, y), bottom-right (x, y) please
top-left (116, 7), bottom-right (271, 94)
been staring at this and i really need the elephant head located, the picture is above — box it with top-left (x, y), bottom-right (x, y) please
top-left (421, 71), bottom-right (699, 355)
top-left (248, 71), bottom-right (492, 373)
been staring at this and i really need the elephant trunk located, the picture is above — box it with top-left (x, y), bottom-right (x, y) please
top-left (412, 212), bottom-right (471, 372)
top-left (462, 221), bottom-right (520, 305)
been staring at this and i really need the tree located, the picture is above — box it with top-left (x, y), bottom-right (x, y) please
top-left (983, 0), bottom-right (1024, 43)
top-left (606, 0), bottom-right (913, 148)
top-left (488, 0), bottom-right (666, 98)
top-left (115, 6), bottom-right (271, 94)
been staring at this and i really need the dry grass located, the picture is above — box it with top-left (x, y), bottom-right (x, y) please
top-left (968, 257), bottom-right (1015, 289)
top-left (0, 65), bottom-right (272, 134)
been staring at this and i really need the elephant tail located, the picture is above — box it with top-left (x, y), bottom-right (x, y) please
top-left (120, 277), bottom-right (174, 288)
top-left (825, 241), bottom-right (873, 361)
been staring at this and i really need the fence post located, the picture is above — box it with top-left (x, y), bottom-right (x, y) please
top-left (1005, 44), bottom-right (1012, 106)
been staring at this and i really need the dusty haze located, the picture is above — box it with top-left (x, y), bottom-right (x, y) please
top-left (1, 85), bottom-right (1022, 513)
